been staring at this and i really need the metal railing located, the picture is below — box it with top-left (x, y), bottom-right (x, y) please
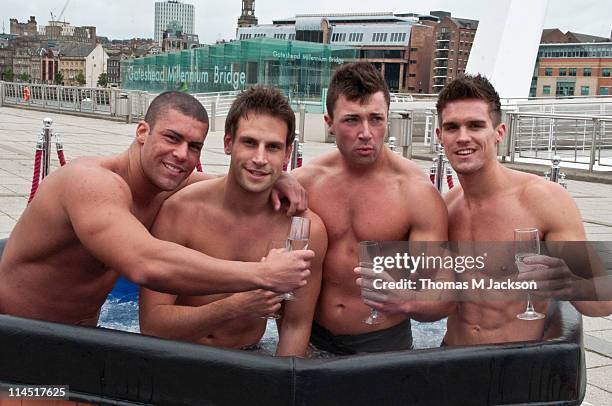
top-left (0, 81), bottom-right (152, 123)
top-left (507, 112), bottom-right (612, 171)
top-left (192, 91), bottom-right (240, 117)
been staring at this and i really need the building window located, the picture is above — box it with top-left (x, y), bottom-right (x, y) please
top-left (569, 68), bottom-right (576, 76)
top-left (602, 68), bottom-right (610, 77)
top-left (559, 68), bottom-right (567, 76)
top-left (544, 68), bottom-right (552, 76)
top-left (600, 87), bottom-right (609, 95)
top-left (581, 86), bottom-right (589, 95)
top-left (583, 68), bottom-right (592, 76)
top-left (410, 47), bottom-right (418, 52)
top-left (409, 60), bottom-right (416, 64)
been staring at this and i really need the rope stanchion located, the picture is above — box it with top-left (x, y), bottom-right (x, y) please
top-left (28, 118), bottom-right (70, 204)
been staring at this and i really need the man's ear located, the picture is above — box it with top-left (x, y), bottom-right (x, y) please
top-left (223, 133), bottom-right (233, 155)
top-left (495, 123), bottom-right (506, 145)
top-left (435, 127), bottom-right (442, 146)
top-left (136, 121), bottom-right (150, 144)
top-left (324, 113), bottom-right (334, 135)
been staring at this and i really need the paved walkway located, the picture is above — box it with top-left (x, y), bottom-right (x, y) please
top-left (0, 106), bottom-right (611, 404)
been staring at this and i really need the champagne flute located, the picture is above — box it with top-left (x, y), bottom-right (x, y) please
top-left (283, 216), bottom-right (311, 300)
top-left (359, 241), bottom-right (385, 325)
top-left (514, 228), bottom-right (545, 320)
top-left (261, 240), bottom-right (287, 319)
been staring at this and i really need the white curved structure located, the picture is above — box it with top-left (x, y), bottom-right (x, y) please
top-left (465, 0), bottom-right (549, 99)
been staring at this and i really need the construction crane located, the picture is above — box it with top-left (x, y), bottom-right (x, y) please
top-left (50, 0), bottom-right (71, 23)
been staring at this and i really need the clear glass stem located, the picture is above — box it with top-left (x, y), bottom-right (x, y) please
top-left (525, 293), bottom-right (535, 313)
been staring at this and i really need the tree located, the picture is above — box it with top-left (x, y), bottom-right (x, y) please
top-left (97, 72), bottom-right (108, 87)
top-left (18, 72), bottom-right (30, 83)
top-left (1, 69), bottom-right (14, 82)
top-left (54, 71), bottom-right (63, 85)
top-left (75, 72), bottom-right (86, 86)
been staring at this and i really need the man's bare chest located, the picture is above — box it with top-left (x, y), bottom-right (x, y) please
top-left (310, 182), bottom-right (410, 241)
top-left (187, 213), bottom-right (291, 262)
top-left (449, 200), bottom-right (541, 241)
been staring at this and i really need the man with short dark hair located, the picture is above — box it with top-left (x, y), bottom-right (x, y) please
top-left (140, 86), bottom-right (327, 356)
top-left (436, 74), bottom-right (612, 345)
top-left (0, 91), bottom-right (313, 326)
top-left (293, 62), bottom-right (450, 355)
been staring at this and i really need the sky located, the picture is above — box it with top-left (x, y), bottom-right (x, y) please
top-left (1, 0), bottom-right (610, 44)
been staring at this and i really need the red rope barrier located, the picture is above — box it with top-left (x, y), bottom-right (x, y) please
top-left (28, 149), bottom-right (42, 204)
top-left (446, 174), bottom-right (454, 189)
top-left (296, 143), bottom-right (303, 168)
top-left (57, 149), bottom-right (66, 166)
top-left (196, 161), bottom-right (203, 172)
top-left (430, 174), bottom-right (435, 184)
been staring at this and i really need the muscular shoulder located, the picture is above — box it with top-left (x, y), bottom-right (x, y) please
top-left (518, 171), bottom-right (585, 240)
top-left (292, 150), bottom-right (339, 189)
top-left (159, 177), bottom-right (222, 219)
top-left (59, 157), bottom-right (132, 205)
top-left (391, 156), bottom-right (446, 211)
top-left (390, 155), bottom-right (431, 188)
top-left (520, 172), bottom-right (573, 211)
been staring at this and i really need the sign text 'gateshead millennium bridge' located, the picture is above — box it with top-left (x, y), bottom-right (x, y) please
top-left (127, 65), bottom-right (247, 90)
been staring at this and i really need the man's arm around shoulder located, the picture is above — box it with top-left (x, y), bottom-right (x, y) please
top-left (62, 165), bottom-right (312, 296)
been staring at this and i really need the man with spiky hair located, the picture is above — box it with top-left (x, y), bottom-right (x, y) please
top-left (436, 74), bottom-right (612, 345)
top-left (293, 62), bottom-right (450, 355)
top-left (140, 86), bottom-right (327, 357)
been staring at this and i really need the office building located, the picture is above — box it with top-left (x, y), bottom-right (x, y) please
top-left (154, 1), bottom-right (195, 46)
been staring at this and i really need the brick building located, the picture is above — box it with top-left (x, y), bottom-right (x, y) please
top-left (534, 43), bottom-right (612, 97)
top-left (9, 16), bottom-right (38, 37)
top-left (404, 17), bottom-right (436, 93)
top-left (430, 12), bottom-right (478, 93)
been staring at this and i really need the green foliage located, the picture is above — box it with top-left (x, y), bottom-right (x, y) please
top-left (54, 71), bottom-right (63, 85)
top-left (75, 72), bottom-right (86, 86)
top-left (1, 69), bottom-right (14, 81)
top-left (97, 72), bottom-right (108, 87)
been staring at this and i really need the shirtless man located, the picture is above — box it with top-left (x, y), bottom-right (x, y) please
top-left (139, 86), bottom-right (326, 356)
top-left (292, 62), bottom-right (449, 355)
top-left (436, 74), bottom-right (612, 345)
top-left (0, 91), bottom-right (313, 326)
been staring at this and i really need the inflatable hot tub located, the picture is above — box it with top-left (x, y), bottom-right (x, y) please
top-left (0, 239), bottom-right (586, 405)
